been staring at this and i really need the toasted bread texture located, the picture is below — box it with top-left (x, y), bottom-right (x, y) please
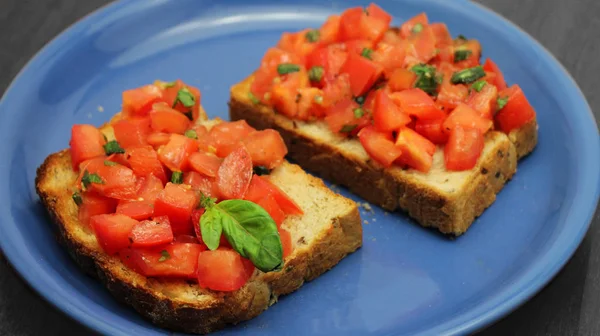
top-left (35, 114), bottom-right (362, 334)
top-left (229, 76), bottom-right (538, 235)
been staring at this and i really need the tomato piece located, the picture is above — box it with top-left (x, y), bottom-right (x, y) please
top-left (207, 120), bottom-right (256, 158)
top-left (154, 183), bottom-right (198, 235)
top-left (372, 42), bottom-right (408, 78)
top-left (157, 134), bottom-right (198, 172)
top-left (415, 118), bottom-right (448, 145)
top-left (183, 171), bottom-right (220, 199)
top-left (277, 29), bottom-right (318, 62)
top-left (387, 68), bottom-right (416, 92)
top-left (270, 83), bottom-right (299, 118)
top-left (357, 126), bottom-right (403, 167)
top-left (105, 153), bottom-right (130, 168)
top-left (260, 47), bottom-right (303, 75)
top-left (405, 26), bottom-right (437, 65)
top-left (116, 200), bottom-right (154, 220)
top-left (430, 23), bottom-right (452, 46)
top-left (443, 103), bottom-right (493, 135)
top-left (77, 192), bottom-right (117, 227)
top-left (146, 132), bottom-right (171, 148)
top-left (495, 85), bottom-right (537, 133)
top-left (296, 87), bottom-right (326, 119)
top-left (188, 152), bottom-right (222, 177)
top-left (120, 243), bottom-right (205, 278)
top-left (390, 88), bottom-right (446, 120)
top-left (306, 44), bottom-right (348, 86)
top-left (324, 98), bottom-right (371, 135)
top-left (127, 146), bottom-right (167, 183)
top-left (483, 58), bottom-right (507, 90)
top-left (174, 235), bottom-right (200, 244)
top-left (444, 126), bottom-right (485, 171)
top-left (453, 40), bottom-right (482, 69)
top-left (161, 80), bottom-right (203, 120)
top-left (366, 3), bottom-right (392, 25)
top-left (395, 127), bottom-right (436, 172)
top-left (217, 146), bottom-right (253, 199)
top-left (278, 227), bottom-right (293, 258)
top-left (246, 175), bottom-right (303, 215)
top-left (191, 208), bottom-right (204, 240)
top-left (339, 52), bottom-right (383, 96)
top-left (466, 82), bottom-right (498, 120)
top-left (196, 247), bottom-right (255, 292)
top-left (344, 39), bottom-right (374, 55)
top-left (437, 83), bottom-right (469, 112)
top-left (122, 84), bottom-right (163, 117)
top-left (149, 102), bottom-right (191, 135)
top-left (400, 13), bottom-right (428, 38)
top-left (255, 193), bottom-right (286, 227)
top-left (251, 67), bottom-right (277, 103)
top-left (137, 174), bottom-right (164, 202)
top-left (90, 214), bottom-right (138, 255)
top-left (321, 73), bottom-right (353, 108)
top-left (69, 124), bottom-right (106, 170)
top-left (129, 216), bottom-right (174, 248)
top-left (319, 15), bottom-right (341, 44)
top-left (242, 130), bottom-right (288, 169)
top-left (373, 90), bottom-right (412, 132)
top-left (339, 7), bottom-right (366, 41)
top-left (112, 117), bottom-right (152, 149)
top-left (81, 157), bottom-right (138, 200)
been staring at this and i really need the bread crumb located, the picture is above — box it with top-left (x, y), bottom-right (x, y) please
top-left (371, 237), bottom-right (376, 242)
top-left (363, 220), bottom-right (369, 225)
top-left (372, 218), bottom-right (377, 222)
top-left (97, 105), bottom-right (104, 112)
top-left (384, 211), bottom-right (389, 216)
top-left (87, 112), bottom-right (93, 118)
top-left (359, 202), bottom-right (373, 212)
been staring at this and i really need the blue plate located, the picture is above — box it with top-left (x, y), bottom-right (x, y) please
top-left (0, 0), bottom-right (598, 335)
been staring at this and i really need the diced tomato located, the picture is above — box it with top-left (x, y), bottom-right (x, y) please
top-left (415, 118), bottom-right (448, 145)
top-left (278, 227), bottom-right (293, 259)
top-left (324, 98), bottom-right (371, 135)
top-left (395, 127), bottom-right (436, 172)
top-left (319, 15), bottom-right (341, 45)
top-left (196, 247), bottom-right (255, 292)
top-left (242, 130), bottom-right (288, 169)
top-left (105, 153), bottom-right (130, 168)
top-left (251, 67), bottom-right (277, 103)
top-left (127, 146), bottom-right (167, 183)
top-left (146, 132), bottom-right (171, 148)
top-left (483, 58), bottom-right (507, 90)
top-left (161, 80), bottom-right (202, 120)
top-left (207, 120), bottom-right (256, 158)
top-left (453, 40), bottom-right (481, 69)
top-left (154, 183), bottom-right (198, 235)
top-left (373, 90), bottom-right (412, 132)
top-left (157, 134), bottom-right (198, 172)
top-left (183, 171), bottom-right (220, 199)
top-left (255, 193), bottom-right (286, 227)
top-left (387, 68), bottom-right (417, 92)
top-left (277, 29), bottom-right (318, 62)
top-left (433, 45), bottom-right (455, 65)
top-left (339, 7), bottom-right (366, 41)
top-left (366, 3), bottom-right (392, 26)
top-left (77, 192), bottom-right (117, 227)
top-left (467, 82), bottom-right (498, 120)
top-left (400, 13), bottom-right (428, 38)
top-left (357, 126), bottom-right (403, 167)
top-left (443, 103), bottom-right (493, 135)
top-left (120, 242), bottom-right (205, 278)
top-left (129, 216), bottom-right (174, 248)
top-left (137, 174), bottom-right (164, 202)
top-left (444, 126), bottom-right (485, 171)
top-left (390, 88), bottom-right (446, 120)
top-left (116, 200), bottom-right (154, 220)
top-left (296, 87), bottom-right (326, 119)
top-left (80, 157), bottom-right (138, 200)
top-left (495, 85), bottom-right (537, 133)
top-left (90, 214), bottom-right (138, 254)
top-left (112, 117), bottom-right (152, 149)
top-left (174, 235), bottom-right (199, 244)
top-left (69, 124), bottom-right (106, 170)
top-left (430, 23), bottom-right (452, 46)
top-left (122, 84), bottom-right (163, 117)
top-left (321, 73), bottom-right (353, 108)
top-left (372, 42), bottom-right (408, 78)
top-left (344, 39), bottom-right (374, 55)
top-left (405, 25), bottom-right (437, 64)
top-left (191, 208), bottom-right (204, 240)
top-left (217, 146), bottom-right (253, 199)
top-left (188, 152), bottom-right (222, 177)
top-left (306, 44), bottom-right (348, 85)
top-left (150, 102), bottom-right (191, 135)
top-left (437, 83), bottom-right (469, 112)
top-left (339, 52), bottom-right (383, 96)
top-left (259, 47), bottom-right (303, 75)
top-left (246, 175), bottom-right (303, 215)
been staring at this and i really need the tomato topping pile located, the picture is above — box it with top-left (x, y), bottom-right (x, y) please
top-left (248, 4), bottom-right (537, 172)
top-left (70, 80), bottom-right (301, 292)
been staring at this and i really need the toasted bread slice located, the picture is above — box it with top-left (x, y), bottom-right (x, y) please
top-left (229, 76), bottom-right (538, 235)
top-left (35, 112), bottom-right (362, 334)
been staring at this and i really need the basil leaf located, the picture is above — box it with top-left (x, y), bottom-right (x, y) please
top-left (81, 170), bottom-right (104, 189)
top-left (103, 140), bottom-right (125, 155)
top-left (305, 29), bottom-right (320, 43)
top-left (340, 124), bottom-right (357, 133)
top-left (353, 107), bottom-right (364, 118)
top-left (412, 23), bottom-right (423, 33)
top-left (253, 166), bottom-right (271, 176)
top-left (308, 66), bottom-right (324, 82)
top-left (248, 92), bottom-right (261, 104)
top-left (451, 66), bottom-right (486, 84)
top-left (200, 206), bottom-right (223, 250)
top-left (184, 129), bottom-right (197, 139)
top-left (497, 96), bottom-right (509, 110)
top-left (217, 200), bottom-right (283, 272)
top-left (411, 63), bottom-right (440, 95)
top-left (173, 87), bottom-right (196, 108)
top-left (360, 48), bottom-right (373, 60)
top-left (72, 192), bottom-right (83, 206)
top-left (171, 171), bottom-right (183, 184)
top-left (454, 49), bottom-right (472, 62)
top-left (103, 160), bottom-right (117, 166)
top-left (472, 80), bottom-right (487, 92)
top-left (158, 250), bottom-right (170, 262)
top-left (277, 63), bottom-right (300, 75)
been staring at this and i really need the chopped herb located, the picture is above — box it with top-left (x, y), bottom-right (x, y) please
top-left (355, 95), bottom-right (365, 105)
top-left (412, 23), bottom-right (423, 33)
top-left (173, 87), bottom-right (196, 108)
top-left (451, 66), bottom-right (486, 84)
top-left (308, 66), bottom-right (324, 82)
top-left (253, 166), bottom-right (271, 176)
top-left (248, 92), bottom-right (260, 104)
top-left (411, 63), bottom-right (440, 95)
top-left (171, 171), bottom-right (183, 184)
top-left (103, 140), bottom-right (125, 155)
top-left (353, 107), bottom-right (364, 118)
top-left (472, 80), bottom-right (487, 92)
top-left (81, 170), bottom-right (104, 189)
top-left (72, 192), bottom-right (83, 206)
top-left (454, 49), bottom-right (472, 62)
top-left (497, 96), bottom-right (509, 110)
top-left (305, 29), bottom-right (320, 43)
top-left (314, 95), bottom-right (324, 104)
top-left (199, 193), bottom-right (217, 209)
top-left (183, 111), bottom-right (193, 121)
top-left (340, 124), bottom-right (357, 133)
top-left (158, 250), bottom-right (170, 262)
top-left (457, 34), bottom-right (467, 41)
top-left (102, 134), bottom-right (108, 142)
top-left (277, 63), bottom-right (300, 75)
top-left (360, 48), bottom-right (373, 60)
top-left (103, 160), bottom-right (117, 166)
top-left (162, 81), bottom-right (176, 88)
top-left (184, 129), bottom-right (197, 139)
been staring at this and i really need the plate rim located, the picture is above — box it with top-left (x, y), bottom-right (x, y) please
top-left (0, 0), bottom-right (598, 335)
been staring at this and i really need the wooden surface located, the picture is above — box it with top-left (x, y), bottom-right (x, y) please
top-left (1, 0), bottom-right (599, 335)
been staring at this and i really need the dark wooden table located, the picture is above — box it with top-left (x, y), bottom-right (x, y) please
top-left (1, 0), bottom-right (599, 335)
